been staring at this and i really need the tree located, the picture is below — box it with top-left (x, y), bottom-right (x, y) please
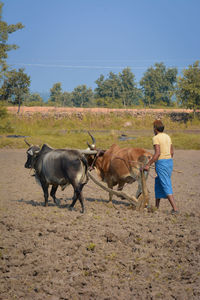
top-left (62, 91), bottom-right (73, 107)
top-left (0, 68), bottom-right (30, 112)
top-left (95, 72), bottom-right (121, 100)
top-left (48, 82), bottom-right (63, 105)
top-left (95, 96), bottom-right (123, 108)
top-left (107, 72), bottom-right (121, 100)
top-left (72, 85), bottom-right (93, 107)
top-left (94, 74), bottom-right (106, 98)
top-left (94, 68), bottom-right (142, 107)
top-left (177, 61), bottom-right (200, 116)
top-left (24, 93), bottom-right (43, 106)
top-left (140, 62), bottom-right (177, 107)
top-left (0, 2), bottom-right (24, 84)
top-left (119, 67), bottom-right (141, 106)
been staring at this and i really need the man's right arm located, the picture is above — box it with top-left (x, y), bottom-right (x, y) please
top-left (143, 144), bottom-right (160, 171)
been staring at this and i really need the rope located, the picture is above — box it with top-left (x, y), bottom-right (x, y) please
top-left (129, 160), bottom-right (183, 173)
top-left (149, 165), bottom-right (183, 173)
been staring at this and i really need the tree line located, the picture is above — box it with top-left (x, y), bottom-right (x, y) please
top-left (0, 2), bottom-right (200, 114)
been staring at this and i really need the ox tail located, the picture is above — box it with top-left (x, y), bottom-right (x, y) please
top-left (72, 156), bottom-right (89, 197)
top-left (80, 155), bottom-right (89, 187)
top-left (138, 154), bottom-right (149, 175)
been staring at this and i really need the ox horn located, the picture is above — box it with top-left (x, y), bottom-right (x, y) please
top-left (87, 131), bottom-right (96, 149)
top-left (24, 138), bottom-right (31, 147)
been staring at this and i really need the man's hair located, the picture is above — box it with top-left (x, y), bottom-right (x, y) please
top-left (153, 120), bottom-right (164, 132)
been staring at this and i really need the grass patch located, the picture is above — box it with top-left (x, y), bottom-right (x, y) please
top-left (86, 242), bottom-right (96, 252)
top-left (171, 133), bottom-right (200, 150)
top-left (0, 111), bottom-right (200, 149)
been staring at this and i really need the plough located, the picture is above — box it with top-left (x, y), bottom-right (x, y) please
top-left (88, 169), bottom-right (150, 211)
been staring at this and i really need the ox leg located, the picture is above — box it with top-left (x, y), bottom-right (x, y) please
top-left (117, 181), bottom-right (125, 191)
top-left (70, 189), bottom-right (85, 213)
top-left (117, 182), bottom-right (126, 199)
top-left (41, 182), bottom-right (49, 207)
top-left (105, 178), bottom-right (113, 202)
top-left (78, 191), bottom-right (84, 213)
top-left (50, 185), bottom-right (59, 205)
top-left (69, 191), bottom-right (78, 211)
top-left (108, 184), bottom-right (113, 202)
top-left (136, 183), bottom-right (142, 199)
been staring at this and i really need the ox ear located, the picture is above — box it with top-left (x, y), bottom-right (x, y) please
top-left (27, 148), bottom-right (40, 156)
top-left (27, 149), bottom-right (34, 156)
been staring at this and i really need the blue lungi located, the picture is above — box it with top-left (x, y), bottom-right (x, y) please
top-left (155, 159), bottom-right (173, 199)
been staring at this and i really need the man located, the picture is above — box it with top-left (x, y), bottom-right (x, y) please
top-left (143, 120), bottom-right (178, 214)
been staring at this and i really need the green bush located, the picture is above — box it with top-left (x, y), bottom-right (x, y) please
top-left (0, 121), bottom-right (14, 133)
top-left (0, 105), bottom-right (8, 119)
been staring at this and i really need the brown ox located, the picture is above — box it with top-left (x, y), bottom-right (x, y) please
top-left (86, 132), bottom-right (152, 203)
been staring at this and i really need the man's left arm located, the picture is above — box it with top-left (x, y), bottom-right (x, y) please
top-left (170, 144), bottom-right (174, 158)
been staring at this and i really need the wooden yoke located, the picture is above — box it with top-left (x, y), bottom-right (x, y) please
top-left (136, 169), bottom-right (150, 211)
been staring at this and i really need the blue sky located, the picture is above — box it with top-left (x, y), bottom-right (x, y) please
top-left (3, 0), bottom-right (200, 93)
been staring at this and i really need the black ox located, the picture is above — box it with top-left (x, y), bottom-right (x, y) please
top-left (24, 141), bottom-right (96, 213)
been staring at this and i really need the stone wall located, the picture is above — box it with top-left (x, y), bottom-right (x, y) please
top-left (7, 106), bottom-right (200, 122)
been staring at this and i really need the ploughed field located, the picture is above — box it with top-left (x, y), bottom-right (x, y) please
top-left (0, 149), bottom-right (200, 300)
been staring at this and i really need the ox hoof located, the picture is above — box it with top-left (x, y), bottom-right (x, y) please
top-left (54, 198), bottom-right (60, 206)
top-left (136, 192), bottom-right (142, 199)
top-left (69, 205), bottom-right (75, 211)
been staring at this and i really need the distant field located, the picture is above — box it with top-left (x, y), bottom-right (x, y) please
top-left (1, 106), bottom-right (200, 149)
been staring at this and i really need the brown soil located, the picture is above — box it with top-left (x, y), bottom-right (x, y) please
top-left (0, 149), bottom-right (200, 300)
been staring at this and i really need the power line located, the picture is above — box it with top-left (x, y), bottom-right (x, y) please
top-left (9, 62), bottom-right (192, 70)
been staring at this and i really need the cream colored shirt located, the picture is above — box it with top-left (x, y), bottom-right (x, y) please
top-left (153, 132), bottom-right (172, 160)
